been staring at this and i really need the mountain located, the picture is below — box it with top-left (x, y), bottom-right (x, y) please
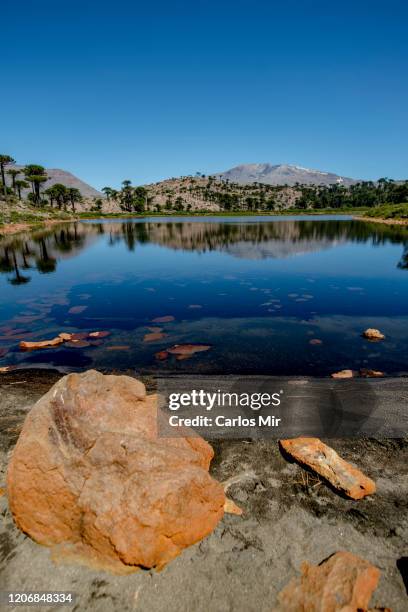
top-left (10, 166), bottom-right (101, 198)
top-left (216, 163), bottom-right (358, 186)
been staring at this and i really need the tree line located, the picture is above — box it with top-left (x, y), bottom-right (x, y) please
top-left (0, 154), bottom-right (83, 211)
top-left (101, 181), bottom-right (148, 213)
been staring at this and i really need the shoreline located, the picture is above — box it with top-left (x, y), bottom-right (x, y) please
top-left (353, 215), bottom-right (408, 226)
top-left (2, 210), bottom-right (407, 239)
top-left (1, 209), bottom-right (360, 237)
top-left (0, 217), bottom-right (73, 236)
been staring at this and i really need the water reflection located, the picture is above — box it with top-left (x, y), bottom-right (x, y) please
top-left (1, 218), bottom-right (408, 283)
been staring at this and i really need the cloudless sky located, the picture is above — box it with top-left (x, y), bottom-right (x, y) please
top-left (1, 0), bottom-right (407, 188)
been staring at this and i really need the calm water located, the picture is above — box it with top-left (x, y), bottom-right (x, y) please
top-left (1, 215), bottom-right (408, 376)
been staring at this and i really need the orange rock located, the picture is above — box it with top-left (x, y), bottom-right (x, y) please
top-left (88, 331), bottom-right (110, 338)
top-left (58, 332), bottom-right (73, 341)
top-left (360, 368), bottom-right (384, 378)
top-left (68, 305), bottom-right (88, 314)
top-left (7, 370), bottom-right (225, 572)
top-left (167, 344), bottom-right (211, 357)
top-left (65, 340), bottom-right (91, 348)
top-left (106, 345), bottom-right (130, 351)
top-left (0, 365), bottom-right (17, 373)
top-left (362, 328), bottom-right (385, 340)
top-left (277, 551), bottom-right (380, 612)
top-left (309, 338), bottom-right (322, 345)
top-left (19, 337), bottom-right (64, 351)
top-left (224, 498), bottom-right (243, 515)
top-left (143, 332), bottom-right (166, 343)
top-left (279, 437), bottom-right (376, 499)
top-left (155, 350), bottom-right (169, 361)
top-left (331, 369), bottom-right (353, 379)
top-left (151, 315), bottom-right (175, 323)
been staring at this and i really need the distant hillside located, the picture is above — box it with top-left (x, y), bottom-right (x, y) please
top-left (10, 166), bottom-right (101, 198)
top-left (216, 163), bottom-right (358, 186)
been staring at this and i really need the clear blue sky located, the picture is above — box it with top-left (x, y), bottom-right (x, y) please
top-left (2, 0), bottom-right (407, 189)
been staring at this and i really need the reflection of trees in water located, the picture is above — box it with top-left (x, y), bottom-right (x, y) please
top-left (398, 245), bottom-right (408, 269)
top-left (0, 223), bottom-right (89, 284)
top-left (1, 219), bottom-right (408, 284)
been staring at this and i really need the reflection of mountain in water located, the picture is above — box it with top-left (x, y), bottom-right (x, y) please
top-left (1, 219), bottom-right (408, 283)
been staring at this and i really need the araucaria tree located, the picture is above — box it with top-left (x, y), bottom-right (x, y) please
top-left (67, 187), bottom-right (82, 212)
top-left (23, 164), bottom-right (48, 205)
top-left (0, 154), bottom-right (16, 200)
top-left (15, 180), bottom-right (29, 200)
top-left (7, 168), bottom-right (20, 194)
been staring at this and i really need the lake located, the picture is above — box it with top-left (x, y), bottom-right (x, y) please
top-left (1, 215), bottom-right (408, 376)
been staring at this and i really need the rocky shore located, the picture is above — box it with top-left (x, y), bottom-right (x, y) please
top-left (0, 369), bottom-right (407, 611)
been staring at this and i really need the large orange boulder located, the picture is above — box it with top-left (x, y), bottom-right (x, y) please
top-left (7, 370), bottom-right (225, 572)
top-left (277, 551), bottom-right (381, 611)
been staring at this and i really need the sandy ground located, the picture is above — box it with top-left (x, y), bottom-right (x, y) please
top-left (0, 369), bottom-right (407, 611)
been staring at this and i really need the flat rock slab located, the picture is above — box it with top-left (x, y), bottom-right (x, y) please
top-left (277, 551), bottom-right (381, 611)
top-left (280, 437), bottom-right (376, 499)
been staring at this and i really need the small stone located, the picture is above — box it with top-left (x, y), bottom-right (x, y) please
top-left (59, 333), bottom-right (73, 341)
top-left (88, 331), bottom-right (110, 338)
top-left (151, 316), bottom-right (175, 323)
top-left (19, 337), bottom-right (64, 351)
top-left (155, 350), bottom-right (169, 361)
top-left (277, 551), bottom-right (380, 612)
top-left (331, 369), bottom-right (353, 379)
top-left (68, 305), bottom-right (88, 315)
top-left (360, 368), bottom-right (384, 378)
top-left (362, 328), bottom-right (385, 341)
top-left (143, 332), bottom-right (166, 343)
top-left (224, 498), bottom-right (243, 515)
top-left (65, 340), bottom-right (91, 348)
top-left (167, 344), bottom-right (211, 359)
top-left (309, 339), bottom-right (322, 345)
top-left (280, 437), bottom-right (376, 499)
top-left (106, 345), bottom-right (130, 351)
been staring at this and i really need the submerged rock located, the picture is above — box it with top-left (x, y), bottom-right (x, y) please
top-left (363, 328), bottom-right (385, 341)
top-left (19, 336), bottom-right (64, 350)
top-left (143, 332), bottom-right (166, 343)
top-left (277, 551), bottom-right (381, 612)
top-left (279, 437), bottom-right (376, 499)
top-left (167, 344), bottom-right (211, 360)
top-left (7, 370), bottom-right (225, 572)
top-left (151, 315), bottom-right (175, 323)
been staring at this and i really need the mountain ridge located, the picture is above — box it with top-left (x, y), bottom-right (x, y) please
top-left (216, 163), bottom-right (358, 186)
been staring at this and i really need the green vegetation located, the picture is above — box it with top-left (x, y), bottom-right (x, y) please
top-left (360, 203), bottom-right (408, 221)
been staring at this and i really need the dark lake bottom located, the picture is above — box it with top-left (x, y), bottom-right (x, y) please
top-left (1, 215), bottom-right (407, 376)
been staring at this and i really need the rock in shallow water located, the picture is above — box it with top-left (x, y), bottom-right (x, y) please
top-left (7, 370), bottom-right (225, 572)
